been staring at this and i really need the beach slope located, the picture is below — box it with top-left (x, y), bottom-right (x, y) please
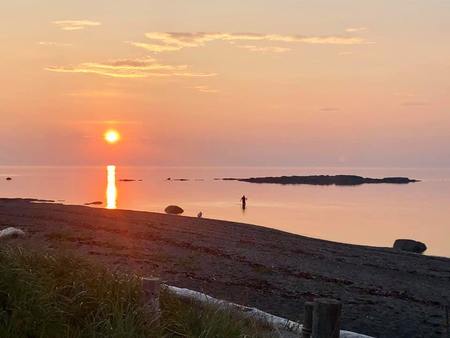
top-left (0, 198), bottom-right (448, 337)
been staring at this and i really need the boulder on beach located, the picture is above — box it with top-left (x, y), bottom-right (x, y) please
top-left (393, 239), bottom-right (427, 253)
top-left (0, 227), bottom-right (25, 239)
top-left (165, 205), bottom-right (184, 215)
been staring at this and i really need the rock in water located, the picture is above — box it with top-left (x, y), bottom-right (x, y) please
top-left (164, 205), bottom-right (184, 215)
top-left (0, 227), bottom-right (25, 239)
top-left (84, 201), bottom-right (103, 206)
top-left (197, 211), bottom-right (203, 218)
top-left (225, 175), bottom-right (419, 186)
top-left (393, 239), bottom-right (427, 253)
top-left (6, 177), bottom-right (12, 181)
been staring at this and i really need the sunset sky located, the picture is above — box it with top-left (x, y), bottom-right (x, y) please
top-left (1, 0), bottom-right (449, 166)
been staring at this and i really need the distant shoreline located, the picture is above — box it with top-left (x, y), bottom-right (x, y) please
top-left (0, 198), bottom-right (448, 337)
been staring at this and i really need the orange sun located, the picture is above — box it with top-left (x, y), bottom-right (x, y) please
top-left (104, 130), bottom-right (121, 144)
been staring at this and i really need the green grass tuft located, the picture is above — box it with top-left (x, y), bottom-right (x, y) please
top-left (0, 246), bottom-right (274, 337)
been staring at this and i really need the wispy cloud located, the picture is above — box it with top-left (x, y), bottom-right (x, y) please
top-left (127, 41), bottom-right (182, 53)
top-left (129, 32), bottom-right (370, 53)
top-left (345, 27), bottom-right (367, 33)
top-left (320, 107), bottom-right (340, 112)
top-left (38, 41), bottom-right (72, 47)
top-left (52, 20), bottom-right (101, 31)
top-left (71, 120), bottom-right (140, 125)
top-left (192, 85), bottom-right (219, 93)
top-left (235, 45), bottom-right (291, 53)
top-left (45, 56), bottom-right (216, 78)
top-left (401, 101), bottom-right (429, 106)
top-left (65, 91), bottom-right (131, 97)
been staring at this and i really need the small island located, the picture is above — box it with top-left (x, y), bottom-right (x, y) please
top-left (221, 175), bottom-right (419, 186)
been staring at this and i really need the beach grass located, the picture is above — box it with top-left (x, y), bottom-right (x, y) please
top-left (0, 246), bottom-right (272, 338)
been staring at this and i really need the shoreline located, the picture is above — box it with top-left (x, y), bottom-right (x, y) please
top-left (8, 198), bottom-right (442, 258)
top-left (0, 198), bottom-right (449, 337)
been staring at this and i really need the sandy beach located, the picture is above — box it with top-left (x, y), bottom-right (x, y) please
top-left (0, 198), bottom-right (449, 338)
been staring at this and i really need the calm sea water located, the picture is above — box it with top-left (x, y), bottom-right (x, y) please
top-left (1, 166), bottom-right (449, 257)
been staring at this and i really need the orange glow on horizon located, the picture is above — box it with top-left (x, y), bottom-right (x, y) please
top-left (104, 130), bottom-right (121, 144)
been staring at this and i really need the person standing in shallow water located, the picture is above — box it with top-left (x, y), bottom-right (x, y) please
top-left (241, 195), bottom-right (248, 210)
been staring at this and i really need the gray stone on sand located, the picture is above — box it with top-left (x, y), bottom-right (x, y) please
top-left (164, 205), bottom-right (184, 215)
top-left (393, 239), bottom-right (427, 253)
top-left (0, 227), bottom-right (25, 239)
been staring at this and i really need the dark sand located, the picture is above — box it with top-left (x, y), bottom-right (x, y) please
top-left (0, 198), bottom-right (449, 337)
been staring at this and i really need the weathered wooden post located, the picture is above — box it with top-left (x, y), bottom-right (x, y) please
top-left (142, 277), bottom-right (161, 322)
top-left (312, 298), bottom-right (342, 338)
top-left (302, 301), bottom-right (314, 338)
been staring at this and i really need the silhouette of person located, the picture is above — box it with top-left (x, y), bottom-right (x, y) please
top-left (241, 195), bottom-right (248, 210)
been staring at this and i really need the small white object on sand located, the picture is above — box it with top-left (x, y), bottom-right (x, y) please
top-left (0, 227), bottom-right (25, 239)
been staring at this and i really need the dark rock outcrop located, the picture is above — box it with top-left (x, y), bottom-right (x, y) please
top-left (164, 205), bottom-right (184, 215)
top-left (222, 175), bottom-right (419, 186)
top-left (84, 201), bottom-right (103, 206)
top-left (393, 239), bottom-right (427, 253)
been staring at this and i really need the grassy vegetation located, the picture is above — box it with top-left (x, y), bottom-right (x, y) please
top-left (0, 246), bottom-right (273, 338)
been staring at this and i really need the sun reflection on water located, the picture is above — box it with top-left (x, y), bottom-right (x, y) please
top-left (106, 165), bottom-right (117, 209)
